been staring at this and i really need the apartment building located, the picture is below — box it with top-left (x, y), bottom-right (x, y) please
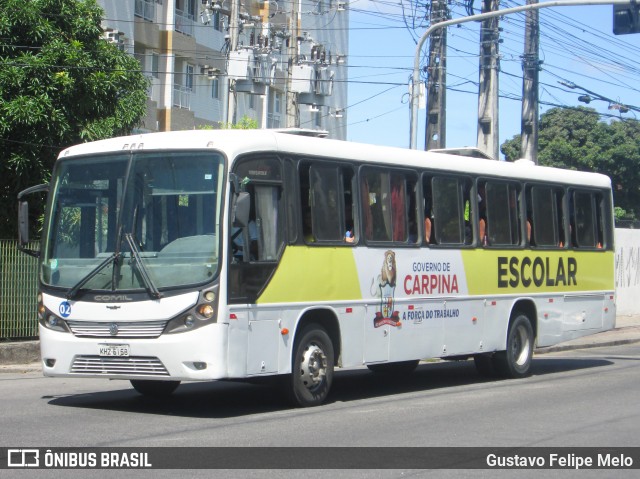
top-left (98, 0), bottom-right (348, 139)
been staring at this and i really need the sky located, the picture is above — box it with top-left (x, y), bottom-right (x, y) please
top-left (344, 1), bottom-right (640, 157)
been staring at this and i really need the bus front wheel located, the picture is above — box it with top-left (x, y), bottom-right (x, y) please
top-left (493, 313), bottom-right (534, 379)
top-left (130, 379), bottom-right (180, 397)
top-left (283, 325), bottom-right (334, 407)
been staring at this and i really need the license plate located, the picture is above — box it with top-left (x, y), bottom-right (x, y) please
top-left (99, 344), bottom-right (130, 357)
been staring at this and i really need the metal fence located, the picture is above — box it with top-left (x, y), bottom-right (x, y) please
top-left (0, 240), bottom-right (39, 339)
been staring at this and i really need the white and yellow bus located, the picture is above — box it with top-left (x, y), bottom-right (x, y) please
top-left (18, 129), bottom-right (615, 407)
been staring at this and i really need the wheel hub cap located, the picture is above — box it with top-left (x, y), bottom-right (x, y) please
top-left (300, 343), bottom-right (327, 390)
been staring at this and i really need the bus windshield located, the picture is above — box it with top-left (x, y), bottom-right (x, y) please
top-left (41, 151), bottom-right (225, 294)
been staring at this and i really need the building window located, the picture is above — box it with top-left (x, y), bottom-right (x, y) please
top-left (211, 78), bottom-right (219, 99)
top-left (151, 52), bottom-right (159, 78)
top-left (186, 64), bottom-right (194, 91)
top-left (135, 0), bottom-right (156, 21)
top-left (274, 92), bottom-right (281, 114)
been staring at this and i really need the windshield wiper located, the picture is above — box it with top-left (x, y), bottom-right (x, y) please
top-left (66, 253), bottom-right (119, 300)
top-left (124, 233), bottom-right (162, 299)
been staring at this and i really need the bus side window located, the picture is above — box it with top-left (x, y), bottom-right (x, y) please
top-left (361, 170), bottom-right (391, 242)
top-left (596, 193), bottom-right (605, 248)
top-left (300, 162), bottom-right (356, 244)
top-left (360, 167), bottom-right (417, 244)
top-left (422, 175), bottom-right (433, 245)
top-left (572, 190), bottom-right (604, 248)
top-left (477, 181), bottom-right (487, 246)
top-left (406, 175), bottom-right (419, 244)
top-left (431, 176), bottom-right (466, 245)
top-left (254, 185), bottom-right (284, 260)
top-left (343, 167), bottom-right (357, 243)
top-left (309, 164), bottom-right (343, 241)
top-left (483, 180), bottom-right (520, 247)
top-left (529, 185), bottom-right (562, 248)
top-left (556, 190), bottom-right (566, 247)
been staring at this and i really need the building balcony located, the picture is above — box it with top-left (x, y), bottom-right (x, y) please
top-left (173, 85), bottom-right (192, 110)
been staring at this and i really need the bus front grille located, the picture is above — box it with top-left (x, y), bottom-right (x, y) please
top-left (66, 320), bottom-right (167, 338)
top-left (70, 356), bottom-right (170, 376)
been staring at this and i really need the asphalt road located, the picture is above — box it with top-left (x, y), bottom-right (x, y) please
top-left (1, 344), bottom-right (640, 478)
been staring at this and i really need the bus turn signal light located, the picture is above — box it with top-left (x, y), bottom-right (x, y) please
top-left (197, 304), bottom-right (214, 319)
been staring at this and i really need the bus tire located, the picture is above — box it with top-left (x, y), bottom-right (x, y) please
top-left (492, 313), bottom-right (534, 379)
top-left (130, 379), bottom-right (180, 397)
top-left (367, 360), bottom-right (419, 375)
top-left (283, 325), bottom-right (334, 407)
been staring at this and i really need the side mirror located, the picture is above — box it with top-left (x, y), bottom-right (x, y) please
top-left (17, 183), bottom-right (49, 258)
top-left (232, 192), bottom-right (250, 227)
top-left (18, 201), bottom-right (30, 246)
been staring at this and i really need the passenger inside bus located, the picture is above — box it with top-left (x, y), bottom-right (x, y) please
top-left (477, 183), bottom-right (488, 246)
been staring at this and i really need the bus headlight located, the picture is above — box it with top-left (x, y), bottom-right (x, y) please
top-left (38, 308), bottom-right (70, 333)
top-left (164, 286), bottom-right (219, 334)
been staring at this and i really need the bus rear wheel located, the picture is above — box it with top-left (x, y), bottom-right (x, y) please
top-left (493, 313), bottom-right (534, 379)
top-left (130, 379), bottom-right (180, 397)
top-left (283, 325), bottom-right (334, 407)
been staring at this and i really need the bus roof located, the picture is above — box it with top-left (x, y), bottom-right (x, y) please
top-left (58, 129), bottom-right (612, 189)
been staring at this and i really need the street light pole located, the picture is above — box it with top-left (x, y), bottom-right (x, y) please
top-left (409, 0), bottom-right (634, 150)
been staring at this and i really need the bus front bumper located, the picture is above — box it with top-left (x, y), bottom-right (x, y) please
top-left (39, 322), bottom-right (229, 381)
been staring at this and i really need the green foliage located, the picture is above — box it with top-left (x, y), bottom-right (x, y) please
top-left (501, 107), bottom-right (640, 220)
top-left (221, 115), bottom-right (259, 130)
top-left (615, 206), bottom-right (628, 220)
top-left (0, 0), bottom-right (149, 238)
top-left (198, 115), bottom-right (258, 131)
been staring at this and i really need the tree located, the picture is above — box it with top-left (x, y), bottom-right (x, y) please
top-left (501, 107), bottom-right (640, 220)
top-left (0, 0), bottom-right (149, 238)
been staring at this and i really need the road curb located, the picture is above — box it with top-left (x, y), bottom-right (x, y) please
top-left (0, 340), bottom-right (40, 366)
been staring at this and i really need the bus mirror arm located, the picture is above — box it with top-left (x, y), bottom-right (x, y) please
top-left (232, 192), bottom-right (250, 228)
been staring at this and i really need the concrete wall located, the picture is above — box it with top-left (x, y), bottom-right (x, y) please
top-left (615, 228), bottom-right (640, 315)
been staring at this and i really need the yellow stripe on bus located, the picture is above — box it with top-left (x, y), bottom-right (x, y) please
top-left (461, 249), bottom-right (615, 295)
top-left (257, 246), bottom-right (362, 304)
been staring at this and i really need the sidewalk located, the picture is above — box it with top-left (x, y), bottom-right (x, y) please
top-left (2, 315), bottom-right (640, 372)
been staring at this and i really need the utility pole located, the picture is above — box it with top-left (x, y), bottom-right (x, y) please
top-left (286, 1), bottom-right (300, 127)
top-left (227, 0), bottom-right (240, 125)
top-left (477, 0), bottom-right (500, 160)
top-left (520, 0), bottom-right (540, 163)
top-left (425, 0), bottom-right (448, 150)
